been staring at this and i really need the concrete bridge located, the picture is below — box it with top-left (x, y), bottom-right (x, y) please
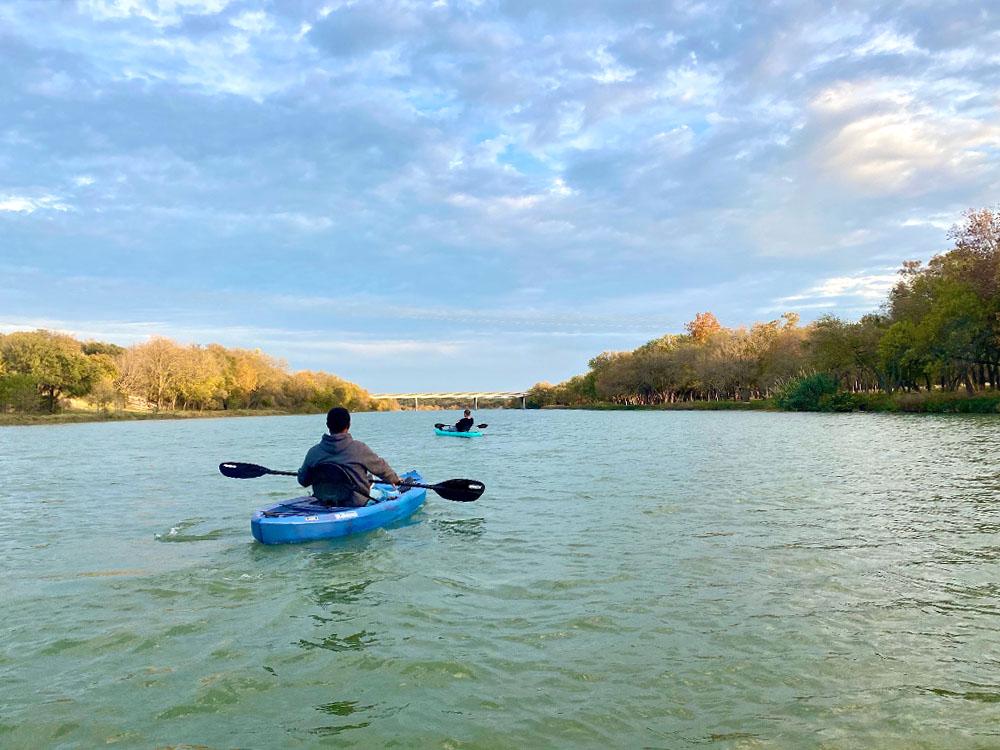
top-left (371, 391), bottom-right (528, 408)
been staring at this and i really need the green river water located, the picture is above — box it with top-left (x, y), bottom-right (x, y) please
top-left (1, 409), bottom-right (998, 748)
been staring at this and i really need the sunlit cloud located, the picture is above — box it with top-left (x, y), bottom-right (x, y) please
top-left (777, 271), bottom-right (901, 305)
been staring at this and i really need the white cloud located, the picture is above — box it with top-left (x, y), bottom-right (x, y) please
top-left (810, 80), bottom-right (1000, 193)
top-left (549, 177), bottom-right (575, 197)
top-left (0, 194), bottom-right (72, 214)
top-left (591, 46), bottom-right (636, 84)
top-left (822, 112), bottom-right (999, 191)
top-left (778, 271), bottom-right (900, 305)
top-left (658, 64), bottom-right (722, 105)
top-left (81, 0), bottom-right (232, 27)
top-left (230, 10), bottom-right (274, 35)
top-left (899, 213), bottom-right (957, 231)
top-left (810, 80), bottom-right (913, 113)
top-left (853, 28), bottom-right (921, 58)
top-left (446, 191), bottom-right (541, 212)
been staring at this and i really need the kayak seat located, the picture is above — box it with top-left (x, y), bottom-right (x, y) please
top-left (306, 463), bottom-right (371, 508)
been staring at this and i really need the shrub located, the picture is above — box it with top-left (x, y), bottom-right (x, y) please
top-left (774, 373), bottom-right (841, 411)
top-left (817, 390), bottom-right (857, 412)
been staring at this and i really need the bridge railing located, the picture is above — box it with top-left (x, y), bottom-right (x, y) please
top-left (371, 391), bottom-right (527, 408)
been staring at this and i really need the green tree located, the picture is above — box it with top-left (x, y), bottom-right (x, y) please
top-left (879, 321), bottom-right (926, 391)
top-left (0, 330), bottom-right (99, 411)
top-left (0, 373), bottom-right (42, 412)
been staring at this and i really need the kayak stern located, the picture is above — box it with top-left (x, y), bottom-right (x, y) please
top-left (250, 469), bottom-right (426, 544)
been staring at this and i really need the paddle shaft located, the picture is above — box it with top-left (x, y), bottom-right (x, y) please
top-left (219, 462), bottom-right (484, 501)
top-left (261, 468), bottom-right (425, 488)
top-left (257, 466), bottom-right (417, 486)
top-left (224, 463), bottom-right (459, 491)
top-left (265, 473), bottom-right (437, 492)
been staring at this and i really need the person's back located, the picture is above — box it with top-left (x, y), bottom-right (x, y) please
top-left (455, 409), bottom-right (474, 432)
top-left (298, 407), bottom-right (402, 506)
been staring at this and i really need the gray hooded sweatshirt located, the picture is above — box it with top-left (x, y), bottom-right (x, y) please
top-left (297, 432), bottom-right (402, 505)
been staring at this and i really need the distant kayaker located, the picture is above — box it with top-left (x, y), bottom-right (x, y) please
top-left (455, 409), bottom-right (475, 433)
top-left (298, 406), bottom-right (402, 507)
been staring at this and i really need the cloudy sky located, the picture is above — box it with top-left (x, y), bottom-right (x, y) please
top-left (1, 0), bottom-right (997, 390)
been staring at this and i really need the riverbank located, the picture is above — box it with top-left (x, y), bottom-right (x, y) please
top-left (0, 408), bottom-right (299, 427)
top-left (1, 403), bottom-right (525, 426)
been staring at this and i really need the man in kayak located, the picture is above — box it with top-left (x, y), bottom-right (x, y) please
top-left (298, 406), bottom-right (402, 507)
top-left (455, 409), bottom-right (475, 432)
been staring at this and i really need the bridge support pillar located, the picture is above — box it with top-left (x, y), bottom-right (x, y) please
top-left (414, 397), bottom-right (419, 409)
top-left (474, 396), bottom-right (478, 409)
top-left (522, 395), bottom-right (526, 409)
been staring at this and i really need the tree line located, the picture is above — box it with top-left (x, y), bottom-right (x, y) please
top-left (528, 208), bottom-right (1000, 411)
top-left (0, 333), bottom-right (392, 414)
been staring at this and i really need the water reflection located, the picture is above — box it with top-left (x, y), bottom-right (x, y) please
top-left (431, 517), bottom-right (485, 538)
top-left (298, 629), bottom-right (376, 652)
top-left (312, 578), bottom-right (377, 607)
top-left (317, 699), bottom-right (375, 715)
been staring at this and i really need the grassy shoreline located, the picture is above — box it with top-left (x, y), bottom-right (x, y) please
top-left (542, 391), bottom-right (1000, 414)
top-left (544, 400), bottom-right (775, 411)
top-left (5, 391), bottom-right (998, 425)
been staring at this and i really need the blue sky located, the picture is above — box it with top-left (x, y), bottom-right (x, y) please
top-left (1, 0), bottom-right (997, 391)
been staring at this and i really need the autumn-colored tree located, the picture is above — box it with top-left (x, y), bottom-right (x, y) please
top-left (685, 312), bottom-right (722, 343)
top-left (0, 330), bottom-right (379, 415)
top-left (117, 337), bottom-right (187, 410)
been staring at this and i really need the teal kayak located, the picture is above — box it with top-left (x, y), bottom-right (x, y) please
top-left (435, 427), bottom-right (483, 438)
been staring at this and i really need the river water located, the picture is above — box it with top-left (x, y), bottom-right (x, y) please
top-left (1, 409), bottom-right (998, 748)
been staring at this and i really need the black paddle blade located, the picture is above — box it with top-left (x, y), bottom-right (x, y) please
top-left (432, 478), bottom-right (485, 502)
top-left (477, 423), bottom-right (488, 428)
top-left (434, 423), bottom-right (446, 429)
top-left (219, 462), bottom-right (270, 479)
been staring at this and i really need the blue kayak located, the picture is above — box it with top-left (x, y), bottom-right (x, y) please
top-left (250, 470), bottom-right (427, 544)
top-left (435, 428), bottom-right (483, 438)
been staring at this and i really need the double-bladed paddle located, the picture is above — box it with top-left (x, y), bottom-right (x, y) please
top-left (218, 462), bottom-right (485, 502)
top-left (434, 423), bottom-right (488, 429)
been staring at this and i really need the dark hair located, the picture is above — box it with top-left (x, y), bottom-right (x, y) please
top-left (464, 409), bottom-right (471, 416)
top-left (326, 407), bottom-right (351, 433)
